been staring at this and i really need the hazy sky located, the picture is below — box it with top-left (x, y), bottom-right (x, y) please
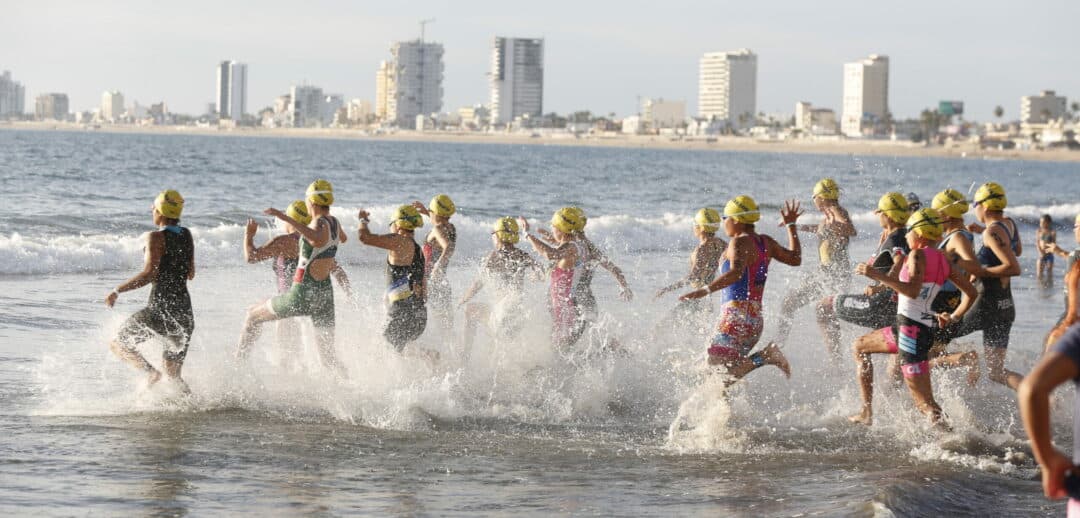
top-left (4, 0), bottom-right (1077, 120)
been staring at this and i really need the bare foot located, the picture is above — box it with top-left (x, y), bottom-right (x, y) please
top-left (763, 344), bottom-right (791, 378)
top-left (848, 412), bottom-right (872, 426)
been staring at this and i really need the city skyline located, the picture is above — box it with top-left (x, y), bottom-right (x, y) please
top-left (3, 0), bottom-right (1078, 120)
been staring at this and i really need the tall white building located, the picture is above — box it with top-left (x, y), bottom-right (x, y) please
top-left (375, 60), bottom-right (396, 123)
top-left (101, 91), bottom-right (124, 122)
top-left (490, 37), bottom-right (544, 125)
top-left (289, 85), bottom-right (324, 128)
top-left (0, 70), bottom-right (26, 117)
top-left (841, 54), bottom-right (889, 137)
top-left (216, 60), bottom-right (248, 120)
top-left (1021, 90), bottom-right (1067, 124)
top-left (642, 98), bottom-right (686, 129)
top-left (698, 49), bottom-right (757, 129)
top-left (384, 40), bottom-right (444, 128)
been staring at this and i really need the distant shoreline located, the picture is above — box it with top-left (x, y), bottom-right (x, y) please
top-left (4, 121), bottom-right (1079, 163)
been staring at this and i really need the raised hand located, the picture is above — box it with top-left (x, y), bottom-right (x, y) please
top-left (780, 199), bottom-right (803, 226)
top-left (245, 218), bottom-right (259, 236)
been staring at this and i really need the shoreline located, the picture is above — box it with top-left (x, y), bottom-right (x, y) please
top-left (4, 121), bottom-right (1080, 163)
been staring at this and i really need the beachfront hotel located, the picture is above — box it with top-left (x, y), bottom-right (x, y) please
top-left (698, 49), bottom-right (757, 130)
top-left (379, 40), bottom-right (445, 129)
top-left (841, 54), bottom-right (889, 137)
top-left (490, 37), bottom-right (544, 125)
top-left (1020, 90), bottom-right (1067, 124)
top-left (215, 60), bottom-right (248, 120)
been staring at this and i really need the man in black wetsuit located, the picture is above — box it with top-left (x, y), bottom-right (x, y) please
top-left (105, 190), bottom-right (195, 389)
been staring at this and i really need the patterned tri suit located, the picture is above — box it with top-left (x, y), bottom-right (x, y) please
top-left (707, 234), bottom-right (771, 363)
top-left (879, 247), bottom-right (950, 377)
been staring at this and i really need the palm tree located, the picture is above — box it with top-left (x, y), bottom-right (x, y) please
top-left (993, 105), bottom-right (1004, 120)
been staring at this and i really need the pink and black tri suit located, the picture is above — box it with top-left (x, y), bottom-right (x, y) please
top-left (708, 234), bottom-right (770, 362)
top-left (549, 241), bottom-right (588, 347)
top-left (879, 246), bottom-right (950, 378)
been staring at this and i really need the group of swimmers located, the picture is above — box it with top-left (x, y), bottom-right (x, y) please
top-left (103, 179), bottom-right (1079, 426)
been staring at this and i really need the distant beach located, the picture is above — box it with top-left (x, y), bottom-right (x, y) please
top-left (4, 120), bottom-right (1080, 163)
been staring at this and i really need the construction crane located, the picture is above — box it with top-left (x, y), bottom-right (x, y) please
top-left (419, 18), bottom-right (435, 42)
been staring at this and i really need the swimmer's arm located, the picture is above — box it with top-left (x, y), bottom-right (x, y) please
top-left (769, 198), bottom-right (803, 266)
top-left (658, 246), bottom-right (706, 297)
top-left (866, 249), bottom-right (922, 299)
top-left (1055, 264), bottom-right (1080, 339)
top-left (267, 208), bottom-right (329, 248)
top-left (522, 234), bottom-right (572, 261)
top-left (108, 232), bottom-right (164, 306)
top-left (245, 234), bottom-right (293, 264)
top-left (982, 226), bottom-right (1021, 277)
top-left (949, 233), bottom-right (982, 276)
top-left (432, 225), bottom-right (455, 275)
top-left (947, 265), bottom-right (978, 321)
top-left (681, 236), bottom-right (750, 300)
top-left (357, 221), bottom-right (405, 252)
top-left (828, 206), bottom-right (857, 238)
top-left (767, 229), bottom-right (802, 267)
top-left (1018, 353), bottom-right (1078, 499)
top-left (460, 278), bottom-right (483, 307)
top-left (1052, 243), bottom-right (1070, 258)
top-left (330, 263), bottom-right (353, 299)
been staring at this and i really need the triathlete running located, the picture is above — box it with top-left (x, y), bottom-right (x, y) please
top-left (774, 178), bottom-right (856, 354)
top-left (236, 180), bottom-right (347, 376)
top-left (359, 205), bottom-right (428, 353)
top-left (654, 208), bottom-right (727, 328)
top-left (817, 192), bottom-right (912, 357)
top-left (936, 182), bottom-right (1024, 390)
top-left (1036, 214), bottom-right (1058, 289)
top-left (848, 208), bottom-right (977, 426)
top-left (459, 217), bottom-right (542, 356)
top-left (678, 196), bottom-right (802, 382)
top-left (414, 194), bottom-right (457, 337)
top-left (105, 190), bottom-right (195, 389)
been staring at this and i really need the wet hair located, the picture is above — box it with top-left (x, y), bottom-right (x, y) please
top-left (1041, 214), bottom-right (1052, 225)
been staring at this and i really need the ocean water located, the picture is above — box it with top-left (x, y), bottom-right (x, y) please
top-left (0, 128), bottom-right (1076, 516)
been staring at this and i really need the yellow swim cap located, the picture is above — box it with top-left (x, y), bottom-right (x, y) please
top-left (813, 178), bottom-right (840, 200)
top-left (552, 207), bottom-right (584, 234)
top-left (876, 192), bottom-right (910, 224)
top-left (694, 208), bottom-right (721, 233)
top-left (392, 205), bottom-right (424, 230)
top-left (154, 190), bottom-right (184, 220)
top-left (723, 195), bottom-right (761, 224)
top-left (430, 194), bottom-right (456, 217)
top-left (931, 189), bottom-right (969, 219)
top-left (906, 208), bottom-right (944, 241)
top-left (973, 182), bottom-right (1007, 211)
top-left (286, 200), bottom-right (312, 226)
top-left (565, 207), bottom-right (587, 231)
top-left (492, 217), bottom-right (520, 244)
top-left (306, 179), bottom-right (334, 206)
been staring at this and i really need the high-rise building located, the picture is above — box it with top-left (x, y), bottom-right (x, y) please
top-left (34, 93), bottom-right (69, 121)
top-left (375, 60), bottom-right (396, 122)
top-left (215, 60), bottom-right (248, 120)
top-left (382, 40), bottom-right (444, 128)
top-left (1021, 90), bottom-right (1067, 124)
top-left (490, 37), bottom-right (544, 125)
top-left (841, 54), bottom-right (889, 137)
top-left (0, 70), bottom-right (26, 118)
top-left (698, 49), bottom-right (757, 129)
top-left (101, 91), bottom-right (124, 122)
top-left (289, 85), bottom-right (324, 128)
